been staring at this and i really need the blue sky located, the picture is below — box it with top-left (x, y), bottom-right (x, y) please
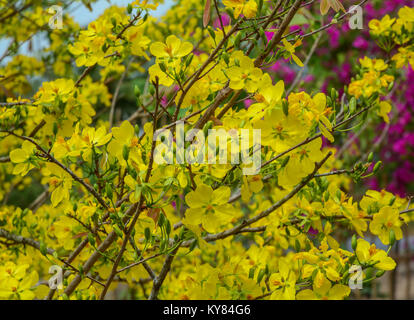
top-left (70, 0), bottom-right (172, 26)
top-left (0, 1), bottom-right (172, 60)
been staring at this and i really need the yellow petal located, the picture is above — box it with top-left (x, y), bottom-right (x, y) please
top-left (10, 149), bottom-right (28, 163)
top-left (319, 123), bottom-right (334, 142)
top-left (292, 54), bottom-right (304, 67)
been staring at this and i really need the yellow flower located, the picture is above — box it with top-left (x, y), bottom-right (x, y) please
top-left (68, 36), bottom-right (105, 67)
top-left (359, 57), bottom-right (388, 72)
top-left (296, 281), bottom-right (350, 300)
top-left (241, 174), bottom-right (263, 202)
top-left (9, 140), bottom-right (36, 176)
top-left (34, 78), bottom-right (74, 105)
top-left (304, 93), bottom-right (334, 142)
top-left (269, 260), bottom-right (296, 300)
top-left (278, 138), bottom-right (324, 187)
top-left (125, 26), bottom-right (151, 59)
top-left (360, 189), bottom-right (395, 213)
top-left (248, 78), bottom-right (284, 120)
top-left (131, 0), bottom-right (159, 10)
top-left (44, 163), bottom-right (73, 207)
top-left (254, 108), bottom-right (306, 153)
top-left (226, 51), bottom-right (263, 92)
top-left (348, 58), bottom-right (394, 99)
top-left (398, 6), bottom-right (414, 22)
top-left (148, 63), bottom-right (176, 87)
top-left (183, 184), bottom-right (234, 233)
top-left (243, 0), bottom-right (258, 18)
top-left (392, 47), bottom-right (414, 69)
top-left (150, 35), bottom-right (193, 59)
top-left (377, 101), bottom-right (392, 123)
top-left (279, 39), bottom-right (304, 67)
top-left (107, 120), bottom-right (142, 167)
top-left (78, 126), bottom-right (112, 161)
top-left (355, 238), bottom-right (396, 270)
top-left (342, 200), bottom-right (368, 237)
top-left (369, 15), bottom-right (396, 36)
top-left (0, 262), bottom-right (29, 281)
top-left (223, 0), bottom-right (257, 19)
top-left (51, 216), bottom-right (75, 250)
top-left (369, 206), bottom-right (403, 245)
top-left (0, 263), bottom-right (38, 300)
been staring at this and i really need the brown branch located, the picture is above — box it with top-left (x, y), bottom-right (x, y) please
top-left (284, 0), bottom-right (369, 41)
top-left (109, 59), bottom-right (132, 128)
top-left (148, 245), bottom-right (180, 300)
top-left (287, 32), bottom-right (323, 95)
top-left (171, 18), bottom-right (245, 122)
top-left (181, 152), bottom-right (332, 247)
top-left (0, 228), bottom-right (55, 255)
top-left (116, 252), bottom-right (164, 274)
top-left (7, 131), bottom-right (109, 210)
top-left (99, 84), bottom-right (161, 299)
top-left (255, 0), bottom-right (304, 67)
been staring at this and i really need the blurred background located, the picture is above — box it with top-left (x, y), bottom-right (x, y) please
top-left (1, 0), bottom-right (413, 299)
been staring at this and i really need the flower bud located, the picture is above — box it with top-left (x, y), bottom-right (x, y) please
top-left (222, 52), bottom-right (230, 65)
top-left (258, 0), bottom-right (263, 13)
top-left (123, 145), bottom-right (129, 161)
top-left (88, 233), bottom-right (95, 246)
top-left (165, 220), bottom-right (171, 235)
top-left (144, 227), bottom-right (151, 241)
top-left (111, 17), bottom-right (117, 27)
top-left (282, 100), bottom-right (289, 116)
top-left (331, 88), bottom-right (338, 100)
top-left (257, 268), bottom-right (266, 284)
top-left (351, 234), bottom-right (357, 251)
top-left (389, 229), bottom-right (396, 246)
top-left (113, 225), bottom-right (123, 238)
top-left (295, 239), bottom-right (301, 252)
top-left (234, 32), bottom-right (242, 48)
top-left (349, 97), bottom-right (356, 114)
top-left (159, 62), bottom-right (167, 73)
top-left (281, 156), bottom-right (290, 168)
top-left (368, 92), bottom-right (379, 103)
top-left (249, 267), bottom-right (255, 279)
top-left (203, 120), bottom-right (213, 136)
top-left (259, 27), bottom-right (267, 44)
top-left (53, 122), bottom-right (58, 136)
top-left (158, 213), bottom-right (165, 227)
top-left (134, 84), bottom-right (141, 97)
top-left (373, 161), bottom-right (382, 174)
top-left (207, 26), bottom-right (215, 40)
top-left (40, 242), bottom-right (47, 256)
top-left (185, 54), bottom-right (194, 67)
top-left (189, 239), bottom-right (198, 252)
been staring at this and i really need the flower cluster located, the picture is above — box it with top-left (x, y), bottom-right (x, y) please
top-left (0, 0), bottom-right (413, 301)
